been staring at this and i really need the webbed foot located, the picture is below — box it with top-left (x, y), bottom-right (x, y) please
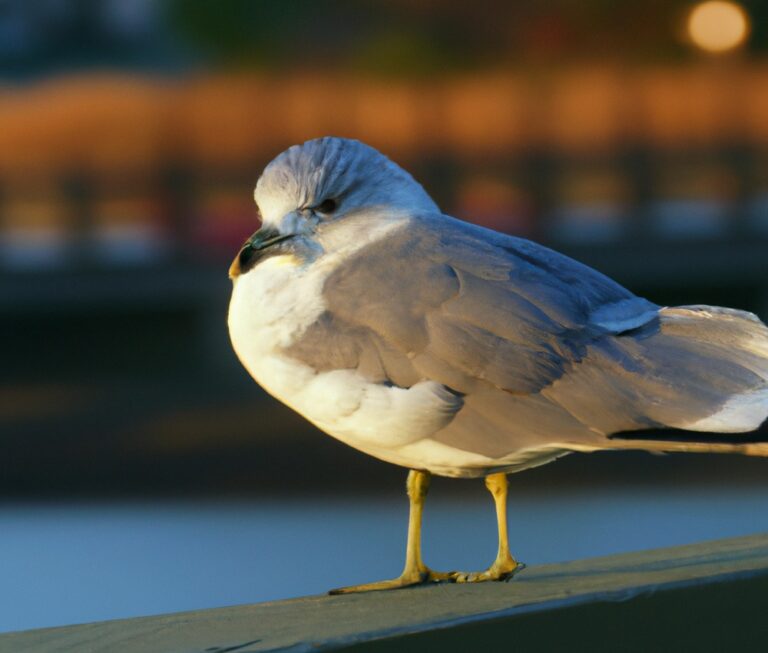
top-left (451, 560), bottom-right (526, 583)
top-left (329, 568), bottom-right (455, 594)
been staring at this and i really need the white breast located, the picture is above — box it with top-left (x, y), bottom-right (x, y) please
top-left (228, 216), bottom-right (565, 476)
top-left (228, 219), bottom-right (582, 477)
top-left (228, 218), bottom-right (460, 446)
top-left (227, 217), bottom-right (407, 391)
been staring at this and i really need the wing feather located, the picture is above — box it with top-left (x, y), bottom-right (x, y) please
top-left (314, 213), bottom-right (658, 395)
top-left (282, 211), bottom-right (668, 460)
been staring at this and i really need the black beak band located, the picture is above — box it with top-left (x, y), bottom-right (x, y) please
top-left (236, 228), bottom-right (294, 274)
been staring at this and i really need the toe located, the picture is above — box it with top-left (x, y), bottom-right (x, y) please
top-left (450, 561), bottom-right (526, 584)
top-left (450, 571), bottom-right (472, 583)
top-left (329, 567), bottom-right (455, 594)
top-left (328, 578), bottom-right (413, 594)
top-left (426, 568), bottom-right (457, 583)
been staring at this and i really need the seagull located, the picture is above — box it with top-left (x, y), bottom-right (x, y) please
top-left (228, 137), bottom-right (768, 593)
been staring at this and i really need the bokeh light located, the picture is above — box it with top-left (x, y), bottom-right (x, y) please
top-left (687, 1), bottom-right (750, 53)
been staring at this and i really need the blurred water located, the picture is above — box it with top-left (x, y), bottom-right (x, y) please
top-left (3, 486), bottom-right (768, 634)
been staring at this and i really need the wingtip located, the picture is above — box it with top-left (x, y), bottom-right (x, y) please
top-left (682, 385), bottom-right (768, 434)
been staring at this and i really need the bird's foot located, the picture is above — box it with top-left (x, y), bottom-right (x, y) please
top-left (451, 559), bottom-right (526, 584)
top-left (329, 567), bottom-right (455, 595)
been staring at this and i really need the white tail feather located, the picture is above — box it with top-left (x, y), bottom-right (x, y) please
top-left (683, 386), bottom-right (768, 432)
top-left (659, 305), bottom-right (768, 433)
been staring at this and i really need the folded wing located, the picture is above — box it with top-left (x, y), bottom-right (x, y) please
top-left (286, 212), bottom-right (768, 469)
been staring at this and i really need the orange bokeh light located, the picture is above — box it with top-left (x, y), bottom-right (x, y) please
top-left (687, 1), bottom-right (750, 53)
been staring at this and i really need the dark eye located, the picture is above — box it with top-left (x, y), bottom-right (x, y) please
top-left (317, 198), bottom-right (338, 214)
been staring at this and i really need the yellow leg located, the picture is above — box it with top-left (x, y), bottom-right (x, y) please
top-left (329, 469), bottom-right (454, 594)
top-left (453, 472), bottom-right (525, 583)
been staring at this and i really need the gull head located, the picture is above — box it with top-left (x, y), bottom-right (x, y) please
top-left (229, 137), bottom-right (438, 278)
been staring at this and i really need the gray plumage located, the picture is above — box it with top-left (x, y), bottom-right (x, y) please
top-left (232, 137), bottom-right (768, 478)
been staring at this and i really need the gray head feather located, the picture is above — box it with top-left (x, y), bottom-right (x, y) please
top-left (254, 137), bottom-right (439, 226)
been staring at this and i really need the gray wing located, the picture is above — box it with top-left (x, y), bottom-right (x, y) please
top-left (284, 213), bottom-right (666, 459)
top-left (287, 213), bottom-right (768, 466)
top-left (318, 212), bottom-right (660, 390)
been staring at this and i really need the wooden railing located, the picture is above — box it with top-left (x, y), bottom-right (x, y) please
top-left (4, 533), bottom-right (768, 652)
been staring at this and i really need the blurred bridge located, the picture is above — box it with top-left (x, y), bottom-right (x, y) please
top-left (1, 68), bottom-right (767, 497)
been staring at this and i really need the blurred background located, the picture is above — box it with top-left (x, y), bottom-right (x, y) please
top-left (2, 0), bottom-right (768, 633)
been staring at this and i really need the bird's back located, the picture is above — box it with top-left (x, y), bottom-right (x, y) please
top-left (277, 212), bottom-right (768, 476)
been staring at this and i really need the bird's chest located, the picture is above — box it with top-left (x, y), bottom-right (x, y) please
top-left (228, 255), bottom-right (382, 441)
top-left (227, 255), bottom-right (328, 400)
top-left (227, 252), bottom-right (461, 459)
